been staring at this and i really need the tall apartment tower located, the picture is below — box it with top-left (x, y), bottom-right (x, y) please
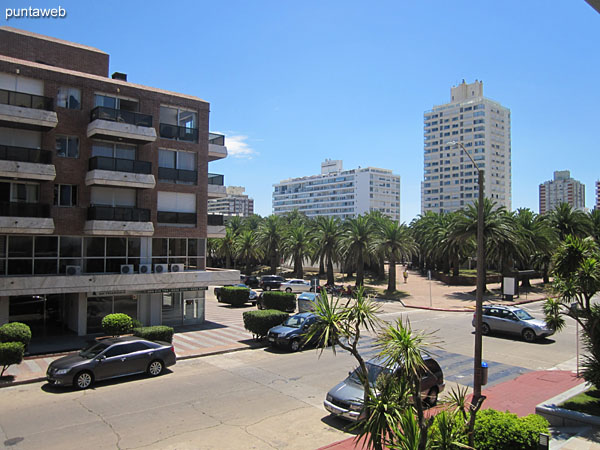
top-left (0, 27), bottom-right (238, 340)
top-left (539, 170), bottom-right (586, 214)
top-left (208, 186), bottom-right (254, 217)
top-left (422, 80), bottom-right (511, 214)
top-left (273, 159), bottom-right (401, 222)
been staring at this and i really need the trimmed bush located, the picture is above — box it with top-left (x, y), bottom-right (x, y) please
top-left (101, 313), bottom-right (133, 337)
top-left (220, 286), bottom-right (250, 307)
top-left (261, 291), bottom-right (296, 312)
top-left (133, 326), bottom-right (174, 344)
top-left (0, 322), bottom-right (32, 347)
top-left (0, 342), bottom-right (25, 376)
top-left (470, 409), bottom-right (549, 450)
top-left (243, 310), bottom-right (289, 339)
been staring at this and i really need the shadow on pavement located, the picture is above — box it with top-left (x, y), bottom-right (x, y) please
top-left (320, 414), bottom-right (360, 435)
top-left (471, 331), bottom-right (556, 345)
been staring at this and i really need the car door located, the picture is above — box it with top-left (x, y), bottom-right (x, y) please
top-left (503, 311), bottom-right (522, 335)
top-left (123, 342), bottom-right (154, 373)
top-left (95, 343), bottom-right (131, 380)
top-left (495, 309), bottom-right (517, 333)
top-left (483, 308), bottom-right (501, 331)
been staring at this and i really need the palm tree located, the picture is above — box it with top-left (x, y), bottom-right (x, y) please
top-left (342, 216), bottom-right (375, 286)
top-left (206, 238), bottom-right (219, 267)
top-left (226, 215), bottom-right (244, 236)
top-left (546, 202), bottom-right (592, 241)
top-left (218, 228), bottom-right (237, 269)
top-left (235, 229), bottom-right (262, 276)
top-left (242, 214), bottom-right (263, 232)
top-left (590, 209), bottom-right (600, 243)
top-left (366, 211), bottom-right (389, 280)
top-left (282, 223), bottom-right (312, 278)
top-left (310, 216), bottom-right (342, 285)
top-left (257, 215), bottom-right (283, 274)
top-left (514, 208), bottom-right (557, 285)
top-left (375, 221), bottom-right (416, 291)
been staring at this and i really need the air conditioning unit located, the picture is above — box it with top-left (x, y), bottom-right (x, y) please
top-left (66, 265), bottom-right (81, 276)
top-left (154, 263), bottom-right (168, 274)
top-left (139, 264), bottom-right (152, 274)
top-left (120, 264), bottom-right (134, 274)
top-left (170, 263), bottom-right (184, 273)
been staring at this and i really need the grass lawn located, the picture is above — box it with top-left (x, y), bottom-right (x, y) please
top-left (559, 387), bottom-right (600, 416)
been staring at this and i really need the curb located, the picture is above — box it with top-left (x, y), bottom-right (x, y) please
top-left (535, 382), bottom-right (599, 427)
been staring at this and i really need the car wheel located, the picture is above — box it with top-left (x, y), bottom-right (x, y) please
top-left (481, 322), bottom-right (490, 335)
top-left (522, 328), bottom-right (536, 343)
top-left (285, 287), bottom-right (292, 293)
top-left (265, 286), bottom-right (271, 291)
top-left (290, 339), bottom-right (301, 352)
top-left (425, 387), bottom-right (439, 407)
top-left (75, 371), bottom-right (93, 390)
top-left (147, 360), bottom-right (164, 376)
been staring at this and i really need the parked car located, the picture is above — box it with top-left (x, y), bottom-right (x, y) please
top-left (475, 304), bottom-right (555, 342)
top-left (267, 312), bottom-right (321, 352)
top-left (46, 336), bottom-right (176, 390)
top-left (324, 355), bottom-right (444, 422)
top-left (259, 275), bottom-right (286, 291)
top-left (280, 278), bottom-right (311, 293)
top-left (241, 275), bottom-right (260, 288)
top-left (235, 283), bottom-right (258, 305)
top-left (298, 292), bottom-right (321, 312)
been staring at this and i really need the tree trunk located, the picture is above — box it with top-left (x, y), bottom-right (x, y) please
top-left (245, 259), bottom-right (251, 276)
top-left (296, 255), bottom-right (303, 279)
top-left (356, 251), bottom-right (364, 287)
top-left (378, 256), bottom-right (385, 280)
top-left (543, 266), bottom-right (550, 284)
top-left (452, 256), bottom-right (460, 277)
top-left (225, 254), bottom-right (231, 269)
top-left (318, 256), bottom-right (325, 277)
top-left (387, 259), bottom-right (396, 292)
top-left (327, 256), bottom-right (335, 286)
top-left (270, 251), bottom-right (278, 275)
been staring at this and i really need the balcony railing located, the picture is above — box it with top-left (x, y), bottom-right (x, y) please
top-left (208, 133), bottom-right (225, 146)
top-left (159, 123), bottom-right (198, 142)
top-left (157, 211), bottom-right (196, 225)
top-left (158, 167), bottom-right (197, 184)
top-left (0, 89), bottom-right (54, 111)
top-left (90, 106), bottom-right (153, 127)
top-left (88, 206), bottom-right (151, 222)
top-left (207, 214), bottom-right (224, 226)
top-left (0, 145), bottom-right (52, 164)
top-left (0, 202), bottom-right (50, 218)
top-left (89, 156), bottom-right (151, 174)
top-left (208, 173), bottom-right (224, 186)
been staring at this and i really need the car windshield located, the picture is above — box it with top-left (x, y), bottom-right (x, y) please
top-left (283, 315), bottom-right (307, 328)
top-left (514, 309), bottom-right (533, 320)
top-left (349, 362), bottom-right (392, 385)
top-left (79, 342), bottom-right (110, 358)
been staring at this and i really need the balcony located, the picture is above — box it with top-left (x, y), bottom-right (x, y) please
top-left (0, 89), bottom-right (58, 131)
top-left (0, 202), bottom-right (54, 234)
top-left (0, 145), bottom-right (55, 181)
top-left (86, 156), bottom-right (155, 189)
top-left (207, 213), bottom-right (225, 237)
top-left (159, 123), bottom-right (198, 142)
top-left (158, 167), bottom-right (197, 184)
top-left (157, 211), bottom-right (196, 226)
top-left (84, 205), bottom-right (154, 236)
top-left (207, 173), bottom-right (226, 198)
top-left (208, 133), bottom-right (227, 161)
top-left (87, 106), bottom-right (156, 144)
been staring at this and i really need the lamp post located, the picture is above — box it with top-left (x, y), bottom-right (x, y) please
top-left (449, 140), bottom-right (486, 409)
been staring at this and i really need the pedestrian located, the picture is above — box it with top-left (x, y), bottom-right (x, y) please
top-left (403, 269), bottom-right (408, 283)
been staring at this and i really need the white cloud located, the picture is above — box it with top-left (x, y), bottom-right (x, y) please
top-left (220, 134), bottom-right (258, 159)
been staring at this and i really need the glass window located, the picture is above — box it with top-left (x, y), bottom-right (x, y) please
top-left (106, 238), bottom-right (126, 257)
top-left (116, 144), bottom-right (135, 160)
top-left (57, 87), bottom-right (81, 109)
top-left (56, 136), bottom-right (79, 158)
top-left (95, 94), bottom-right (117, 109)
top-left (85, 237), bottom-right (105, 258)
top-left (8, 236), bottom-right (32, 258)
top-left (127, 238), bottom-right (141, 258)
top-left (169, 239), bottom-right (186, 257)
top-left (35, 236), bottom-right (58, 257)
top-left (11, 183), bottom-right (38, 203)
top-left (104, 344), bottom-right (129, 358)
top-left (91, 142), bottom-right (115, 158)
top-left (60, 237), bottom-right (81, 257)
top-left (158, 149), bottom-right (176, 168)
top-left (152, 238), bottom-right (167, 257)
top-left (178, 151), bottom-right (195, 170)
top-left (54, 185), bottom-right (77, 207)
top-left (159, 106), bottom-right (178, 125)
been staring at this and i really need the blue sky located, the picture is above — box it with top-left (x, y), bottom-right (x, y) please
top-left (4, 1), bottom-right (598, 221)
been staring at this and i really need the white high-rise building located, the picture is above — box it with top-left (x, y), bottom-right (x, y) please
top-left (208, 186), bottom-right (254, 217)
top-left (272, 159), bottom-right (401, 222)
top-left (539, 170), bottom-right (586, 214)
top-left (422, 80), bottom-right (511, 213)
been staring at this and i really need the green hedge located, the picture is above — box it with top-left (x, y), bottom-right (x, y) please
top-left (470, 409), bottom-right (549, 450)
top-left (243, 310), bottom-right (289, 339)
top-left (0, 322), bottom-right (32, 347)
top-left (261, 291), bottom-right (296, 312)
top-left (0, 342), bottom-right (25, 376)
top-left (220, 286), bottom-right (250, 307)
top-left (133, 326), bottom-right (174, 344)
top-left (102, 313), bottom-right (133, 337)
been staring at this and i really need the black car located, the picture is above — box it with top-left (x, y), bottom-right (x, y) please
top-left (46, 336), bottom-right (176, 389)
top-left (259, 275), bottom-right (285, 291)
top-left (241, 275), bottom-right (260, 288)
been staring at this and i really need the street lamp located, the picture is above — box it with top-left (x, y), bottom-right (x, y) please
top-left (448, 140), bottom-right (486, 410)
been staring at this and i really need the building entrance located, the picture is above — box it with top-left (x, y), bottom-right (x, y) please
top-left (9, 294), bottom-right (73, 337)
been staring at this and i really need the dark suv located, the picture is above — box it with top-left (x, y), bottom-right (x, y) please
top-left (241, 275), bottom-right (260, 288)
top-left (259, 275), bottom-right (285, 291)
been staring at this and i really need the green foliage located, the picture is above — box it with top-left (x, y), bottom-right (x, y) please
top-left (468, 409), bottom-right (549, 450)
top-left (220, 286), bottom-right (250, 307)
top-left (0, 322), bottom-right (32, 347)
top-left (0, 342), bottom-right (25, 376)
top-left (242, 309), bottom-right (288, 338)
top-left (261, 291), bottom-right (296, 312)
top-left (427, 409), bottom-right (469, 450)
top-left (133, 326), bottom-right (174, 343)
top-left (101, 313), bottom-right (133, 337)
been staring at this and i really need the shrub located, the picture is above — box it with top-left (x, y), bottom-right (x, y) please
top-left (133, 326), bottom-right (174, 343)
top-left (261, 291), bottom-right (296, 312)
top-left (220, 286), bottom-right (250, 307)
top-left (0, 342), bottom-right (25, 376)
top-left (0, 322), bottom-right (32, 347)
top-left (243, 310), bottom-right (289, 339)
top-left (101, 313), bottom-right (133, 337)
top-left (470, 409), bottom-right (549, 450)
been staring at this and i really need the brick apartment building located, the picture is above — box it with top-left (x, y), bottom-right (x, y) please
top-left (0, 27), bottom-right (237, 339)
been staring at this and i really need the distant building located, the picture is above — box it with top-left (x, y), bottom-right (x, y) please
top-left (539, 170), bottom-right (586, 214)
top-left (208, 186), bottom-right (254, 217)
top-left (422, 80), bottom-right (511, 214)
top-left (272, 159), bottom-right (401, 222)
